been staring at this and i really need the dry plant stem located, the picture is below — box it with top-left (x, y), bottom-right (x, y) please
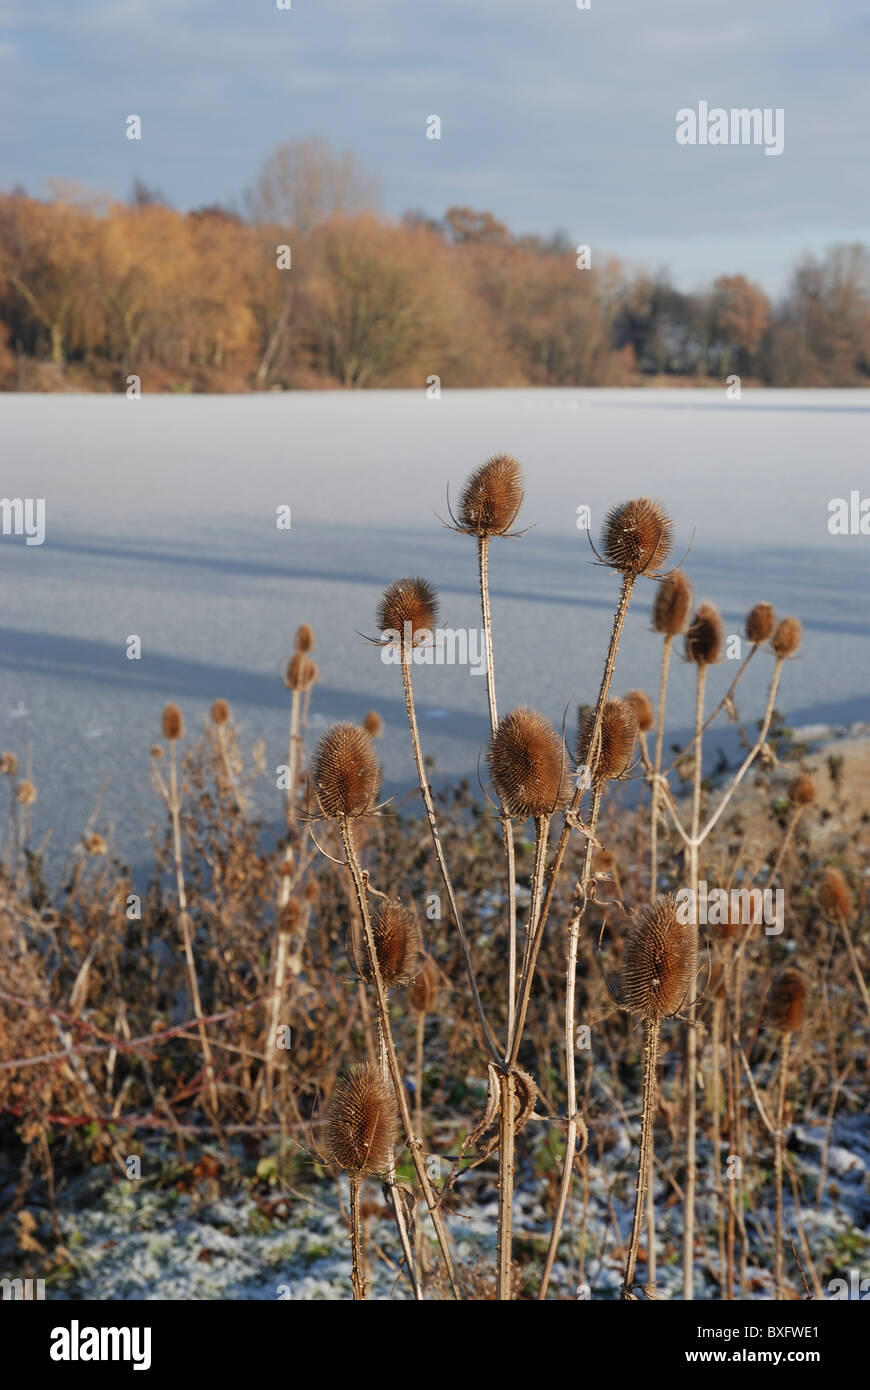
top-left (774, 1032), bottom-right (791, 1300)
top-left (698, 658), bottom-right (784, 847)
top-left (536, 575), bottom-right (636, 1299)
top-left (286, 689), bottom-right (302, 824)
top-left (263, 928), bottom-right (288, 1115)
top-left (768, 804), bottom-right (803, 885)
top-left (711, 995), bottom-right (726, 1294)
top-left (377, 1018), bottom-right (423, 1301)
top-left (663, 644), bottom-right (758, 777)
top-left (683, 662), bottom-right (707, 1301)
top-left (414, 1010), bottom-right (426, 1273)
top-left (836, 910), bottom-right (870, 1026)
top-left (623, 1022), bottom-right (660, 1295)
top-left (496, 1069), bottom-right (516, 1300)
top-left (477, 534), bottom-right (518, 1043)
top-left (169, 740), bottom-right (218, 1116)
top-left (650, 632), bottom-right (674, 900)
top-left (400, 652), bottom-right (501, 1065)
top-left (536, 787), bottom-right (602, 1299)
top-left (216, 724), bottom-right (245, 817)
top-left (513, 573), bottom-right (635, 1072)
top-left (339, 817), bottom-right (460, 1299)
top-left (349, 1173), bottom-right (367, 1300)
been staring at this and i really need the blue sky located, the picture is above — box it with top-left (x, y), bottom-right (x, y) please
top-left (1, 0), bottom-right (868, 295)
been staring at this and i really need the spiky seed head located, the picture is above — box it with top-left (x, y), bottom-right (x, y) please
top-left (16, 779), bottom-right (37, 806)
top-left (377, 577), bottom-right (439, 645)
top-left (286, 651), bottom-right (317, 691)
top-left (311, 723), bottom-right (380, 818)
top-left (295, 622), bottom-right (315, 653)
top-left (83, 832), bottom-right (107, 856)
top-left (325, 1063), bottom-right (398, 1176)
top-left (162, 704), bottom-right (184, 741)
top-left (211, 698), bottom-right (230, 726)
top-left (349, 900), bottom-right (423, 988)
top-left (576, 699), bottom-right (638, 784)
top-left (489, 707), bottom-right (570, 820)
top-left (0, 752), bottom-right (18, 777)
top-left (621, 896), bottom-right (693, 1020)
top-left (653, 570), bottom-right (692, 635)
top-left (409, 955), bottom-right (440, 1014)
top-left (746, 602), bottom-right (776, 644)
top-left (304, 877), bottom-right (319, 902)
top-left (601, 498), bottom-right (673, 576)
top-left (818, 866), bottom-right (852, 920)
top-left (623, 689), bottom-right (654, 733)
top-left (458, 454), bottom-right (524, 536)
top-left (685, 603), bottom-right (724, 665)
top-left (788, 772), bottom-right (816, 806)
top-left (278, 899), bottom-right (303, 935)
top-left (771, 616), bottom-right (802, 659)
top-left (766, 969), bottom-right (807, 1033)
top-left (363, 710), bottom-right (384, 738)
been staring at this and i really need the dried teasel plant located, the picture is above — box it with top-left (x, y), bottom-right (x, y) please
top-left (314, 720), bottom-right (458, 1297)
top-left (377, 576), bottom-right (439, 644)
top-left (601, 498), bottom-right (673, 577)
top-left (619, 897), bottom-right (693, 1297)
top-left (746, 602), bottom-right (776, 644)
top-left (310, 723), bottom-right (380, 819)
top-left (324, 1062), bottom-right (398, 1299)
top-left (765, 968), bottom-right (807, 1299)
top-left (818, 867), bottom-right (870, 1025)
top-left (347, 899), bottom-right (423, 989)
top-left (576, 698), bottom-right (638, 784)
top-left (456, 453), bottom-right (524, 537)
top-left (771, 616), bottom-right (802, 659)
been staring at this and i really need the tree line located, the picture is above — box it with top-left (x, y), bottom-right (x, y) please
top-left (1, 139), bottom-right (868, 392)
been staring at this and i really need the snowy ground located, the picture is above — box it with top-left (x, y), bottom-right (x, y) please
top-left (4, 1108), bottom-right (866, 1301)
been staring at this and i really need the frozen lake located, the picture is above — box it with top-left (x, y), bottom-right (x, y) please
top-left (1, 388), bottom-right (868, 879)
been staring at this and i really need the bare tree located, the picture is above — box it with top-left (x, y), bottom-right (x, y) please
top-left (244, 137), bottom-right (382, 233)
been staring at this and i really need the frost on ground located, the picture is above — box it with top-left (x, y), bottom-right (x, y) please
top-left (3, 1111), bottom-right (866, 1301)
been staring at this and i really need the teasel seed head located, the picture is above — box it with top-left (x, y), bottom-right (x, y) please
top-left (458, 453), bottom-right (524, 536)
top-left (489, 707), bottom-right (571, 820)
top-left (278, 899), bottom-right (303, 935)
top-left (311, 723), bottom-right (380, 818)
top-left (746, 602), bottom-right (776, 643)
top-left (409, 955), bottom-right (440, 1014)
top-left (653, 570), bottom-right (692, 635)
top-left (766, 969), bottom-right (807, 1033)
top-left (576, 698), bottom-right (638, 784)
top-left (211, 698), bottom-right (230, 726)
top-left (788, 772), bottom-right (816, 806)
top-left (377, 577), bottom-right (439, 646)
top-left (621, 896), bottom-right (694, 1020)
top-left (83, 831), bottom-right (107, 856)
top-left (818, 866), bottom-right (852, 920)
top-left (349, 900), bottom-right (423, 988)
top-left (16, 779), bottom-right (37, 806)
top-left (0, 752), bottom-right (18, 777)
top-left (362, 710), bottom-right (383, 739)
top-left (325, 1063), bottom-right (398, 1176)
top-left (295, 622), bottom-right (315, 653)
top-left (162, 704), bottom-right (184, 741)
top-left (623, 689), bottom-right (654, 733)
top-left (771, 616), bottom-right (802, 659)
top-left (286, 651), bottom-right (317, 691)
top-left (685, 603), bottom-right (724, 665)
top-left (601, 498), bottom-right (673, 576)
